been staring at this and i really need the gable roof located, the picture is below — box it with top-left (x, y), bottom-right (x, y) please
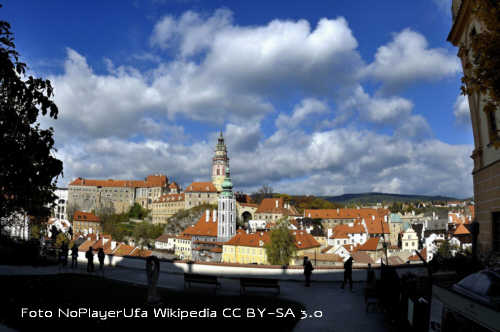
top-left (454, 223), bottom-right (471, 235)
top-left (184, 182), bottom-right (218, 193)
top-left (155, 234), bottom-right (175, 242)
top-left (256, 197), bottom-right (289, 214)
top-left (225, 231), bottom-right (271, 248)
top-left (73, 211), bottom-right (100, 223)
top-left (304, 208), bottom-right (390, 220)
top-left (357, 238), bottom-right (380, 251)
top-left (69, 174), bottom-right (167, 188)
top-left (113, 243), bottom-right (136, 256)
top-left (182, 212), bottom-right (218, 237)
top-left (293, 231), bottom-right (321, 250)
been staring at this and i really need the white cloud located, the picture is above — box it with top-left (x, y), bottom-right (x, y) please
top-left (364, 29), bottom-right (460, 92)
top-left (44, 10), bottom-right (472, 199)
top-left (276, 98), bottom-right (329, 129)
top-left (343, 86), bottom-right (414, 125)
top-left (454, 94), bottom-right (471, 125)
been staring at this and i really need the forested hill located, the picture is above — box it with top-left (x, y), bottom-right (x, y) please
top-left (321, 192), bottom-right (462, 205)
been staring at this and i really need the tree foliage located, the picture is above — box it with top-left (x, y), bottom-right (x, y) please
top-left (132, 222), bottom-right (164, 249)
top-left (265, 219), bottom-right (296, 265)
top-left (0, 9), bottom-right (63, 225)
top-left (461, 0), bottom-right (500, 141)
top-left (128, 203), bottom-right (149, 220)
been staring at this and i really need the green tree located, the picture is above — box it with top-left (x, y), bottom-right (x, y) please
top-left (0, 9), bottom-right (63, 230)
top-left (265, 219), bottom-right (296, 265)
top-left (132, 222), bottom-right (164, 249)
top-left (128, 203), bottom-right (149, 219)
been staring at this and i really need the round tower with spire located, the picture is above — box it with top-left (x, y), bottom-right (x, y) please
top-left (212, 131), bottom-right (230, 192)
top-left (217, 166), bottom-right (236, 242)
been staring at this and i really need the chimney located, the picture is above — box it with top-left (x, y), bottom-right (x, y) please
top-left (213, 210), bottom-right (216, 222)
top-left (276, 200), bottom-right (279, 208)
top-left (111, 241), bottom-right (116, 250)
top-left (357, 206), bottom-right (360, 210)
top-left (372, 215), bottom-right (375, 221)
top-left (384, 215), bottom-right (388, 222)
top-left (337, 208), bottom-right (340, 214)
top-left (246, 229), bottom-right (249, 234)
top-left (206, 210), bottom-right (209, 222)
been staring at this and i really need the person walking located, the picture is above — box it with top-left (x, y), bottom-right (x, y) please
top-left (303, 256), bottom-right (314, 287)
top-left (71, 244), bottom-right (78, 269)
top-left (97, 247), bottom-right (105, 272)
top-left (341, 256), bottom-right (353, 291)
top-left (86, 247), bottom-right (94, 272)
top-left (61, 243), bottom-right (69, 268)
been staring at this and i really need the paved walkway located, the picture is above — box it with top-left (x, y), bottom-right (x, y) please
top-left (0, 265), bottom-right (389, 332)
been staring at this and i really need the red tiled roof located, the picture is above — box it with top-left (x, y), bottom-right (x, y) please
top-left (255, 197), bottom-right (289, 214)
top-left (69, 174), bottom-right (167, 188)
top-left (298, 253), bottom-right (343, 262)
top-left (357, 238), bottom-right (380, 251)
top-left (73, 211), bottom-right (100, 223)
top-left (154, 193), bottom-right (185, 203)
top-left (408, 248), bottom-right (427, 262)
top-left (225, 231), bottom-right (271, 247)
top-left (454, 223), bottom-right (471, 235)
top-left (78, 239), bottom-right (97, 252)
top-left (113, 244), bottom-right (135, 256)
top-left (351, 251), bottom-right (374, 264)
top-left (155, 234), bottom-right (174, 242)
top-left (182, 212), bottom-right (218, 237)
top-left (129, 248), bottom-right (152, 257)
top-left (304, 208), bottom-right (390, 220)
top-left (321, 245), bottom-right (333, 253)
top-left (293, 231), bottom-right (321, 250)
top-left (185, 182), bottom-right (217, 193)
top-left (169, 182), bottom-right (179, 189)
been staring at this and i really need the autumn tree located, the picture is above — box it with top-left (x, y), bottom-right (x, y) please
top-left (0, 8), bottom-right (63, 232)
top-left (265, 218), bottom-right (297, 265)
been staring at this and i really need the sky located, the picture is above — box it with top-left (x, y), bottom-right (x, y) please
top-left (3, 0), bottom-right (474, 198)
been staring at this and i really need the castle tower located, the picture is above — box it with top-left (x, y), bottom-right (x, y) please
top-left (217, 167), bottom-right (236, 242)
top-left (211, 131), bottom-right (229, 191)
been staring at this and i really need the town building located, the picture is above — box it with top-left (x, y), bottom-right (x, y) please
top-left (401, 227), bottom-right (419, 252)
top-left (72, 210), bottom-right (102, 235)
top-left (254, 197), bottom-right (297, 221)
top-left (151, 193), bottom-right (185, 224)
top-left (52, 188), bottom-right (68, 220)
top-left (448, 0), bottom-right (500, 254)
top-left (184, 182), bottom-right (218, 209)
top-left (68, 174), bottom-right (168, 213)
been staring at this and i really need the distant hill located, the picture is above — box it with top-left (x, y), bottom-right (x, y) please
top-left (321, 192), bottom-right (461, 205)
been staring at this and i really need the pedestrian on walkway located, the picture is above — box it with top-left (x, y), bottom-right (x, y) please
top-left (71, 244), bottom-right (78, 269)
top-left (97, 247), bottom-right (105, 272)
top-left (341, 256), bottom-right (353, 291)
top-left (61, 243), bottom-right (69, 268)
top-left (303, 256), bottom-right (314, 287)
top-left (86, 247), bottom-right (94, 272)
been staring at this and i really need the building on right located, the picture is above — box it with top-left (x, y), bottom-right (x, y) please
top-left (448, 0), bottom-right (500, 254)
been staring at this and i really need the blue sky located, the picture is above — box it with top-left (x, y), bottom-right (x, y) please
top-left (3, 0), bottom-right (474, 198)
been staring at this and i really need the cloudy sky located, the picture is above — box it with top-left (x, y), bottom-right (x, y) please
top-left (4, 0), bottom-right (474, 198)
